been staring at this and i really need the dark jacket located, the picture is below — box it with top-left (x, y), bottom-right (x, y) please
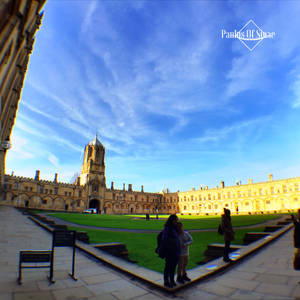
top-left (221, 214), bottom-right (234, 242)
top-left (293, 219), bottom-right (300, 248)
top-left (162, 225), bottom-right (181, 257)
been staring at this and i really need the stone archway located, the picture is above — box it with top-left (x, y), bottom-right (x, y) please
top-left (89, 199), bottom-right (100, 213)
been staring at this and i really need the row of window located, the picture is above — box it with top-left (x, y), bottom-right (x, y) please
top-left (107, 204), bottom-right (177, 210)
top-left (12, 183), bottom-right (82, 197)
top-left (181, 198), bottom-right (298, 211)
top-left (41, 199), bottom-right (82, 207)
top-left (181, 184), bottom-right (300, 202)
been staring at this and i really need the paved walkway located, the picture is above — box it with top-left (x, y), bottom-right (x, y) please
top-left (1, 206), bottom-right (300, 300)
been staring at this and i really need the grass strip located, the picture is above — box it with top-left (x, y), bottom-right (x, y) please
top-left (69, 226), bottom-right (266, 273)
top-left (49, 213), bottom-right (280, 230)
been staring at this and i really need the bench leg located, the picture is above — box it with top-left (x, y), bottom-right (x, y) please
top-left (18, 255), bottom-right (22, 285)
top-left (68, 246), bottom-right (77, 281)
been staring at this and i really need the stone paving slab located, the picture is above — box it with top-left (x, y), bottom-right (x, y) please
top-left (1, 205), bottom-right (300, 299)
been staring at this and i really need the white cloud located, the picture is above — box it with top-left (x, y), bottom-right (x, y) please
top-left (48, 153), bottom-right (59, 167)
top-left (8, 135), bottom-right (34, 159)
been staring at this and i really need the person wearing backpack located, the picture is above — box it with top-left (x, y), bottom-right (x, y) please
top-left (161, 214), bottom-right (181, 288)
top-left (176, 222), bottom-right (193, 284)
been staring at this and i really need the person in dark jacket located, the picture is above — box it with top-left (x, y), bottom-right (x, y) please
top-left (161, 214), bottom-right (180, 288)
top-left (291, 209), bottom-right (300, 271)
top-left (221, 208), bottom-right (234, 263)
top-left (292, 209), bottom-right (300, 248)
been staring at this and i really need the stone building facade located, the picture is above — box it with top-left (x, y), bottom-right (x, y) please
top-left (2, 135), bottom-right (300, 215)
top-left (0, 0), bottom-right (46, 190)
top-left (2, 136), bottom-right (177, 215)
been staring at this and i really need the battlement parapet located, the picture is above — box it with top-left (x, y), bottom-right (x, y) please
top-left (5, 174), bottom-right (79, 188)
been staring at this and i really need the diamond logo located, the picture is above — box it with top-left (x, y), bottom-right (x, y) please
top-left (221, 20), bottom-right (275, 51)
top-left (238, 20), bottom-right (264, 51)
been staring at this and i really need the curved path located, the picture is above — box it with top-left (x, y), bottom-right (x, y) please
top-left (45, 214), bottom-right (284, 233)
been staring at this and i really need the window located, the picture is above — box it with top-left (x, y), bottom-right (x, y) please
top-left (184, 206), bottom-right (187, 210)
top-left (245, 202), bottom-right (249, 206)
top-left (271, 187), bottom-right (274, 194)
top-left (64, 192), bottom-right (67, 196)
top-left (218, 193), bottom-right (221, 200)
top-left (54, 188), bottom-right (58, 195)
top-left (208, 205), bottom-right (211, 209)
top-left (295, 184), bottom-right (299, 191)
top-left (78, 190), bottom-right (82, 197)
top-left (40, 186), bottom-right (44, 193)
top-left (25, 186), bottom-right (28, 191)
top-left (225, 203), bottom-right (229, 207)
top-left (259, 189), bottom-right (263, 195)
top-left (69, 192), bottom-right (71, 196)
top-left (30, 187), bottom-right (32, 192)
top-left (295, 198), bottom-right (298, 202)
top-left (191, 195), bottom-right (194, 201)
top-left (14, 182), bottom-right (19, 189)
top-left (45, 189), bottom-right (48, 194)
top-left (227, 192), bottom-right (230, 199)
top-left (248, 190), bottom-right (251, 197)
top-left (208, 194), bottom-right (211, 200)
top-left (215, 204), bottom-right (218, 209)
top-left (42, 199), bottom-right (47, 204)
top-left (49, 190), bottom-right (52, 194)
top-left (192, 206), bottom-right (195, 210)
top-left (266, 200), bottom-right (271, 204)
top-left (282, 185), bottom-right (287, 193)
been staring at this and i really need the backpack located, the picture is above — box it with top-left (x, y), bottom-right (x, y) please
top-left (155, 231), bottom-right (166, 258)
top-left (218, 224), bottom-right (224, 235)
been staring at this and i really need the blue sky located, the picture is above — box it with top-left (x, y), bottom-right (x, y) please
top-left (6, 0), bottom-right (300, 192)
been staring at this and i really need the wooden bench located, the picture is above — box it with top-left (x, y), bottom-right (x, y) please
top-left (18, 250), bottom-right (53, 284)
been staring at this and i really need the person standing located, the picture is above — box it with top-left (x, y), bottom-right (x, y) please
top-left (291, 209), bottom-right (300, 271)
top-left (221, 208), bottom-right (234, 263)
top-left (161, 214), bottom-right (181, 288)
top-left (176, 222), bottom-right (193, 284)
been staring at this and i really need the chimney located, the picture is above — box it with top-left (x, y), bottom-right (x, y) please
top-left (35, 170), bottom-right (40, 181)
top-left (128, 184), bottom-right (132, 192)
top-left (111, 181), bottom-right (114, 190)
top-left (123, 183), bottom-right (125, 191)
top-left (141, 185), bottom-right (144, 193)
top-left (269, 173), bottom-right (273, 181)
top-left (221, 181), bottom-right (224, 188)
top-left (76, 177), bottom-right (81, 186)
top-left (54, 173), bottom-right (58, 183)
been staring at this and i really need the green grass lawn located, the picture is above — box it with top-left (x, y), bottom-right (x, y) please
top-left (48, 212), bottom-right (281, 230)
top-left (69, 226), bottom-right (266, 273)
